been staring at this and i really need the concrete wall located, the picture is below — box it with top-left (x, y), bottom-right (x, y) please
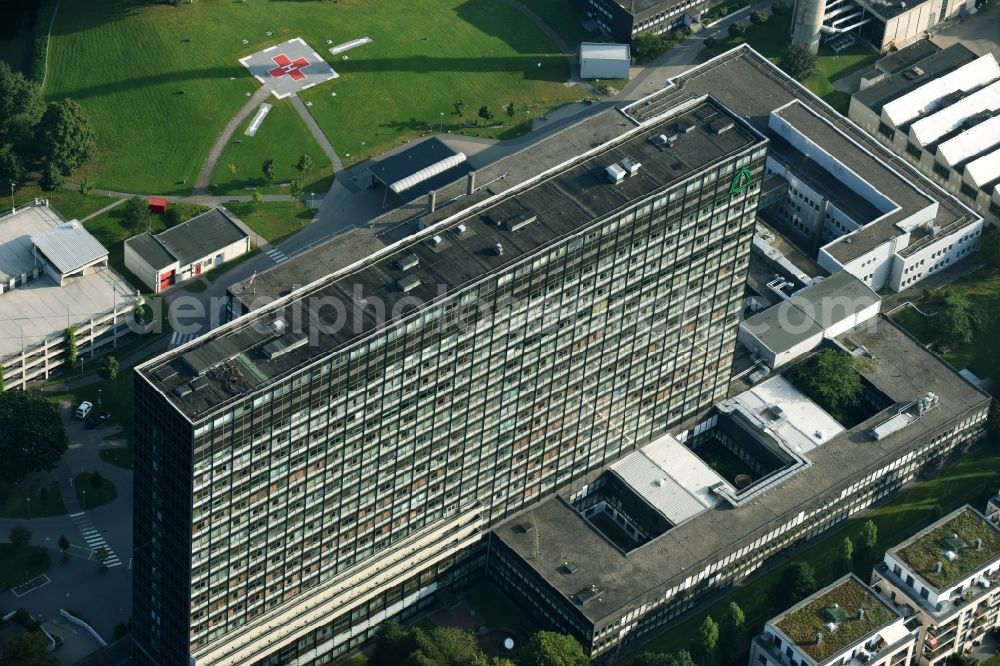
top-left (580, 56), bottom-right (630, 80)
top-left (124, 242), bottom-right (174, 294)
top-left (881, 0), bottom-right (970, 52)
top-left (891, 221), bottom-right (983, 290)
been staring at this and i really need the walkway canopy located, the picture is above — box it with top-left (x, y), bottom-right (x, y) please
top-left (368, 138), bottom-right (473, 202)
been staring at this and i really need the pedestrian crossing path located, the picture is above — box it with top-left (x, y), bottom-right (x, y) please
top-left (69, 511), bottom-right (123, 568)
top-left (263, 245), bottom-right (288, 264)
top-left (169, 331), bottom-right (201, 347)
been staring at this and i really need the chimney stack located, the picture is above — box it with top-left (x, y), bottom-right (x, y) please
top-left (467, 171), bottom-right (477, 196)
top-left (976, 538), bottom-right (983, 550)
top-left (427, 190), bottom-right (437, 214)
top-left (856, 608), bottom-right (865, 621)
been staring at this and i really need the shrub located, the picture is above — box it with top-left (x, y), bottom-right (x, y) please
top-left (40, 162), bottom-right (62, 191)
top-left (90, 471), bottom-right (104, 488)
top-left (704, 37), bottom-right (722, 49)
top-left (772, 0), bottom-right (790, 14)
top-left (750, 9), bottom-right (769, 23)
top-left (728, 22), bottom-right (747, 37)
top-left (780, 42), bottom-right (818, 81)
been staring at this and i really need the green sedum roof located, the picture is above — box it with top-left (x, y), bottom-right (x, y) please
top-left (774, 576), bottom-right (896, 663)
top-left (895, 507), bottom-right (1000, 589)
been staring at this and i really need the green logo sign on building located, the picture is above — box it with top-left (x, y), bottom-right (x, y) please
top-left (730, 166), bottom-right (753, 194)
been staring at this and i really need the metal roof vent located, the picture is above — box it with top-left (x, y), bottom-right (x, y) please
top-left (621, 157), bottom-right (641, 176)
top-left (394, 255), bottom-right (419, 271)
top-left (272, 319), bottom-right (286, 335)
top-left (676, 119), bottom-right (695, 133)
top-left (494, 242), bottom-right (504, 256)
top-left (559, 562), bottom-right (579, 575)
top-left (396, 275), bottom-right (421, 293)
top-left (606, 163), bottom-right (626, 184)
top-left (943, 550), bottom-right (959, 562)
top-left (651, 133), bottom-right (670, 148)
top-left (709, 118), bottom-right (735, 135)
top-left (453, 223), bottom-right (468, 235)
top-left (503, 214), bottom-right (536, 232)
top-left (426, 235), bottom-right (443, 247)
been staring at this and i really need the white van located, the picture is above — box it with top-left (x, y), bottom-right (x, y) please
top-left (74, 401), bottom-right (93, 420)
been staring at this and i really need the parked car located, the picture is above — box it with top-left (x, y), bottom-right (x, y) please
top-left (85, 411), bottom-right (111, 429)
top-left (74, 401), bottom-right (93, 420)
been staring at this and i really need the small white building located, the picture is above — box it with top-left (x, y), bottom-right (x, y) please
top-left (750, 574), bottom-right (918, 666)
top-left (738, 272), bottom-right (881, 368)
top-left (870, 505), bottom-right (1000, 666)
top-left (579, 42), bottom-right (631, 80)
top-left (124, 207), bottom-right (251, 294)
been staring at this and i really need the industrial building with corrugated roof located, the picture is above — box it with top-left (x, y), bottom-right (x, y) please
top-left (850, 44), bottom-right (1000, 225)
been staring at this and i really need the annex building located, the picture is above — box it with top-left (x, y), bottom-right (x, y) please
top-left (0, 201), bottom-right (136, 390)
top-left (571, 0), bottom-right (713, 41)
top-left (132, 79), bottom-right (768, 665)
top-left (849, 44), bottom-right (1000, 225)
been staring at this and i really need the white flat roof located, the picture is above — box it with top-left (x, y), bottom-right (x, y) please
top-left (911, 79), bottom-right (1000, 147)
top-left (580, 42), bottom-right (630, 60)
top-left (32, 221), bottom-right (108, 275)
top-left (610, 433), bottom-right (724, 525)
top-left (883, 53), bottom-right (1000, 128)
top-left (967, 145), bottom-right (1000, 188)
top-left (0, 204), bottom-right (63, 283)
top-left (727, 375), bottom-right (845, 455)
top-left (937, 113), bottom-right (1000, 167)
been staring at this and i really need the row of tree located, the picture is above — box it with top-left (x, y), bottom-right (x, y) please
top-left (370, 623), bottom-right (589, 666)
top-left (0, 61), bottom-right (96, 192)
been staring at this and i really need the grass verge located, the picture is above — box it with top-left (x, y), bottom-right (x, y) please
top-left (74, 472), bottom-right (118, 510)
top-left (0, 480), bottom-right (66, 519)
top-left (226, 201), bottom-right (313, 244)
top-left (0, 543), bottom-right (51, 590)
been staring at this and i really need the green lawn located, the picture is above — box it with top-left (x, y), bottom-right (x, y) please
top-left (44, 0), bottom-right (581, 192)
top-left (81, 200), bottom-right (167, 277)
top-left (297, 0), bottom-right (583, 167)
top-left (891, 267), bottom-right (1000, 387)
top-left (11, 178), bottom-right (120, 222)
top-left (702, 14), bottom-right (876, 113)
top-left (50, 369), bottom-right (135, 469)
top-left (210, 99), bottom-right (335, 196)
top-left (516, 0), bottom-right (592, 48)
top-left (74, 472), bottom-right (118, 510)
top-left (226, 201), bottom-right (313, 244)
top-left (0, 480), bottom-right (66, 519)
top-left (624, 444), bottom-right (1000, 664)
top-left (0, 543), bottom-right (51, 590)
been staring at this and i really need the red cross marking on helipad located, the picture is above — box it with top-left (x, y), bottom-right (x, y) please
top-left (268, 53), bottom-right (310, 81)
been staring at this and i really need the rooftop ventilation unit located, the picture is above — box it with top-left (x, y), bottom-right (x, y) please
top-left (396, 275), bottom-right (421, 293)
top-left (870, 412), bottom-right (915, 441)
top-left (503, 214), bottom-right (537, 232)
top-left (943, 550), bottom-right (959, 562)
top-left (516, 522), bottom-right (534, 534)
top-left (153, 366), bottom-right (177, 382)
top-left (394, 255), bottom-right (419, 271)
top-left (709, 118), bottom-right (735, 135)
top-left (272, 318), bottom-right (286, 335)
top-left (621, 157), bottom-right (641, 176)
top-left (902, 66), bottom-right (924, 81)
top-left (494, 242), bottom-right (504, 256)
top-left (173, 384), bottom-right (193, 398)
top-left (651, 134), bottom-right (671, 148)
top-left (452, 223), bottom-right (468, 235)
top-left (676, 119), bottom-right (696, 134)
top-left (917, 392), bottom-right (939, 414)
top-left (426, 235), bottom-right (443, 247)
top-left (559, 562), bottom-right (580, 575)
top-left (606, 163), bottom-right (626, 184)
top-left (574, 584), bottom-right (601, 605)
top-left (261, 332), bottom-right (308, 360)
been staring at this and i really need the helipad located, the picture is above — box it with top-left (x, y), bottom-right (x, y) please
top-left (239, 37), bottom-right (339, 99)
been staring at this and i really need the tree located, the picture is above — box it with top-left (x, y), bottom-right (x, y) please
top-left (635, 651), bottom-right (697, 666)
top-left (721, 601), bottom-right (745, 646)
top-left (838, 536), bottom-right (855, 572)
top-left (40, 163), bottom-right (62, 191)
top-left (860, 519), bottom-right (878, 549)
top-left (795, 349), bottom-right (861, 418)
top-left (771, 0), bottom-right (791, 13)
top-left (478, 105), bottom-right (493, 124)
top-left (780, 42), bottom-right (818, 81)
top-left (289, 179), bottom-right (304, 206)
top-left (58, 534), bottom-right (70, 563)
top-left (228, 163), bottom-right (238, 177)
top-left (505, 102), bottom-right (516, 118)
top-left (252, 189), bottom-right (263, 209)
top-left (91, 471), bottom-right (104, 488)
top-left (95, 545), bottom-right (109, 571)
top-left (79, 177), bottom-right (94, 196)
top-left (65, 326), bottom-right (78, 366)
top-left (98, 354), bottom-right (119, 381)
top-left (521, 631), bottom-right (590, 666)
top-left (783, 562), bottom-right (818, 604)
top-left (296, 153), bottom-right (314, 175)
top-left (0, 152), bottom-right (25, 187)
top-left (978, 226), bottom-right (1000, 267)
top-left (371, 622), bottom-right (419, 666)
top-left (0, 390), bottom-right (69, 483)
top-left (632, 32), bottom-right (668, 61)
top-left (0, 629), bottom-right (57, 666)
top-left (694, 615), bottom-right (719, 664)
top-left (9, 525), bottom-right (32, 547)
top-left (750, 9), bottom-right (769, 23)
top-left (122, 196), bottom-right (152, 235)
top-left (262, 158), bottom-right (275, 183)
top-left (370, 623), bottom-right (488, 666)
top-left (0, 61), bottom-right (44, 148)
top-left (936, 291), bottom-right (980, 346)
top-left (454, 99), bottom-right (465, 116)
top-left (728, 22), bottom-right (747, 37)
top-left (35, 98), bottom-right (96, 175)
